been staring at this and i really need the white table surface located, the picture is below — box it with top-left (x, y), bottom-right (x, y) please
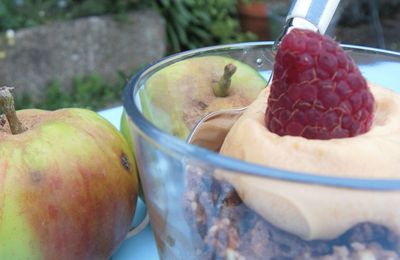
top-left (98, 107), bottom-right (159, 260)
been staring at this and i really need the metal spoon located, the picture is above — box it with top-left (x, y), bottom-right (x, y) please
top-left (187, 0), bottom-right (341, 150)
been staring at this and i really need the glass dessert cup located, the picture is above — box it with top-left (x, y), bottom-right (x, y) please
top-left (122, 42), bottom-right (400, 259)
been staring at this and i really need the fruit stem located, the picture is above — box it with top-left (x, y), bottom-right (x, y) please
top-left (213, 63), bottom-right (237, 97)
top-left (0, 87), bottom-right (26, 135)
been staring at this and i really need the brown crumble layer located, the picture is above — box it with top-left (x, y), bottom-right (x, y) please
top-left (183, 164), bottom-right (400, 259)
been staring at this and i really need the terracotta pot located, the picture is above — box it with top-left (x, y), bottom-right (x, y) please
top-left (237, 0), bottom-right (269, 40)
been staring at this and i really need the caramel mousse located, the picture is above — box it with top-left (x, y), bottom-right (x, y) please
top-left (218, 84), bottom-right (400, 240)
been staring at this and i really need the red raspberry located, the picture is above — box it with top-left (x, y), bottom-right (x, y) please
top-left (265, 29), bottom-right (375, 140)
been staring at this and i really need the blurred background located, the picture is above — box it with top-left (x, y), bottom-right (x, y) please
top-left (0, 0), bottom-right (399, 111)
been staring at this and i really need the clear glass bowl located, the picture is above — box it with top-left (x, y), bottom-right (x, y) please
top-left (122, 42), bottom-right (400, 259)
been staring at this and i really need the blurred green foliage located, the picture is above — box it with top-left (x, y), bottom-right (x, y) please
top-left (15, 71), bottom-right (130, 111)
top-left (1, 0), bottom-right (256, 109)
top-left (149, 0), bottom-right (256, 53)
top-left (0, 0), bottom-right (255, 53)
top-left (0, 0), bottom-right (144, 31)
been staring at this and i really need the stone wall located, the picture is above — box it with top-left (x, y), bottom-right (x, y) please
top-left (0, 9), bottom-right (166, 102)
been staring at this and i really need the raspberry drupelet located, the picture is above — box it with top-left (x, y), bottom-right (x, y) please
top-left (265, 29), bottom-right (375, 140)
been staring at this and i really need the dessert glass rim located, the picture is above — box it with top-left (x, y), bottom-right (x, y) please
top-left (123, 41), bottom-right (400, 191)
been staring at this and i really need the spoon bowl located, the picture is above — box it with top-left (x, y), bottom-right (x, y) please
top-left (186, 106), bottom-right (247, 151)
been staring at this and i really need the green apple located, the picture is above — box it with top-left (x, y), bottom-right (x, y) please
top-left (120, 56), bottom-right (266, 203)
top-left (0, 87), bottom-right (138, 259)
top-left (139, 55), bottom-right (267, 139)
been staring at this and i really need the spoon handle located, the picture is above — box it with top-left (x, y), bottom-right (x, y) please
top-left (288, 0), bottom-right (341, 34)
top-left (274, 0), bottom-right (341, 50)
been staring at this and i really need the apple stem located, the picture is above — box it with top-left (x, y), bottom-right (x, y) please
top-left (0, 87), bottom-right (26, 134)
top-left (213, 63), bottom-right (237, 97)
